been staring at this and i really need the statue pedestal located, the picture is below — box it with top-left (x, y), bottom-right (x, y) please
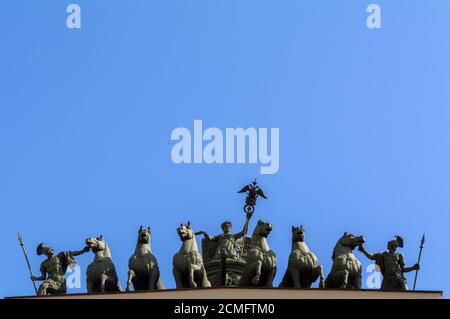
top-left (204, 259), bottom-right (247, 287)
top-left (8, 288), bottom-right (442, 299)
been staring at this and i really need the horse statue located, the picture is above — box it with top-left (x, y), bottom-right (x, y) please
top-left (85, 235), bottom-right (122, 293)
top-left (240, 220), bottom-right (277, 287)
top-left (126, 226), bottom-right (164, 291)
top-left (279, 225), bottom-right (325, 288)
top-left (173, 222), bottom-right (211, 288)
top-left (324, 232), bottom-right (365, 289)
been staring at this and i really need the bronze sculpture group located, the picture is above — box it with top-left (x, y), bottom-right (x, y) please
top-left (20, 180), bottom-right (422, 296)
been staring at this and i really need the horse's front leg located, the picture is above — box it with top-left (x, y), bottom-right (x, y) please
top-left (200, 266), bottom-right (211, 288)
top-left (335, 270), bottom-right (349, 288)
top-left (288, 266), bottom-right (301, 288)
top-left (318, 265), bottom-right (325, 288)
top-left (148, 265), bottom-right (160, 290)
top-left (116, 279), bottom-right (123, 292)
top-left (353, 265), bottom-right (362, 289)
top-left (266, 265), bottom-right (277, 288)
top-left (126, 269), bottom-right (135, 291)
top-left (156, 277), bottom-right (165, 290)
top-left (310, 265), bottom-right (325, 288)
top-left (173, 268), bottom-right (184, 289)
top-left (189, 264), bottom-right (198, 288)
top-left (326, 257), bottom-right (348, 288)
top-left (99, 274), bottom-right (108, 292)
top-left (86, 279), bottom-right (95, 293)
top-left (252, 260), bottom-right (263, 286)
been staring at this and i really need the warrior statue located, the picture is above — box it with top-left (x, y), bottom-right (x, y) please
top-left (358, 236), bottom-right (420, 291)
top-left (279, 225), bottom-right (325, 288)
top-left (196, 212), bottom-right (252, 261)
top-left (31, 243), bottom-right (90, 295)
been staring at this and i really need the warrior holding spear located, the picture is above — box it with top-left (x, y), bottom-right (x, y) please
top-left (30, 242), bottom-right (90, 295)
top-left (18, 233), bottom-right (38, 295)
top-left (358, 235), bottom-right (420, 291)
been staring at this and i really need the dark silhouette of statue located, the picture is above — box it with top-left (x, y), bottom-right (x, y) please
top-left (31, 243), bottom-right (90, 295)
top-left (238, 179), bottom-right (267, 214)
top-left (358, 236), bottom-right (420, 291)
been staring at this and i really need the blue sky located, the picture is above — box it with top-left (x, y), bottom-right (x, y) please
top-left (1, 0), bottom-right (449, 297)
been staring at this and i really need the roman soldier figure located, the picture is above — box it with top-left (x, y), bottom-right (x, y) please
top-left (358, 236), bottom-right (420, 291)
top-left (31, 243), bottom-right (90, 295)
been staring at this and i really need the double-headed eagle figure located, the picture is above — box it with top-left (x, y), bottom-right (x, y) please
top-left (238, 179), bottom-right (267, 214)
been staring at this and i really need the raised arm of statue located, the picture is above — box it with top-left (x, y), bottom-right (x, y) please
top-left (358, 245), bottom-right (378, 261)
top-left (195, 231), bottom-right (215, 241)
top-left (71, 246), bottom-right (90, 257)
top-left (233, 213), bottom-right (252, 239)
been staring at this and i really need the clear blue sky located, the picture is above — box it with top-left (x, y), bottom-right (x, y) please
top-left (1, 0), bottom-right (449, 297)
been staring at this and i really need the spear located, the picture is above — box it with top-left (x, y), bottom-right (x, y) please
top-left (18, 233), bottom-right (38, 295)
top-left (413, 234), bottom-right (425, 291)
